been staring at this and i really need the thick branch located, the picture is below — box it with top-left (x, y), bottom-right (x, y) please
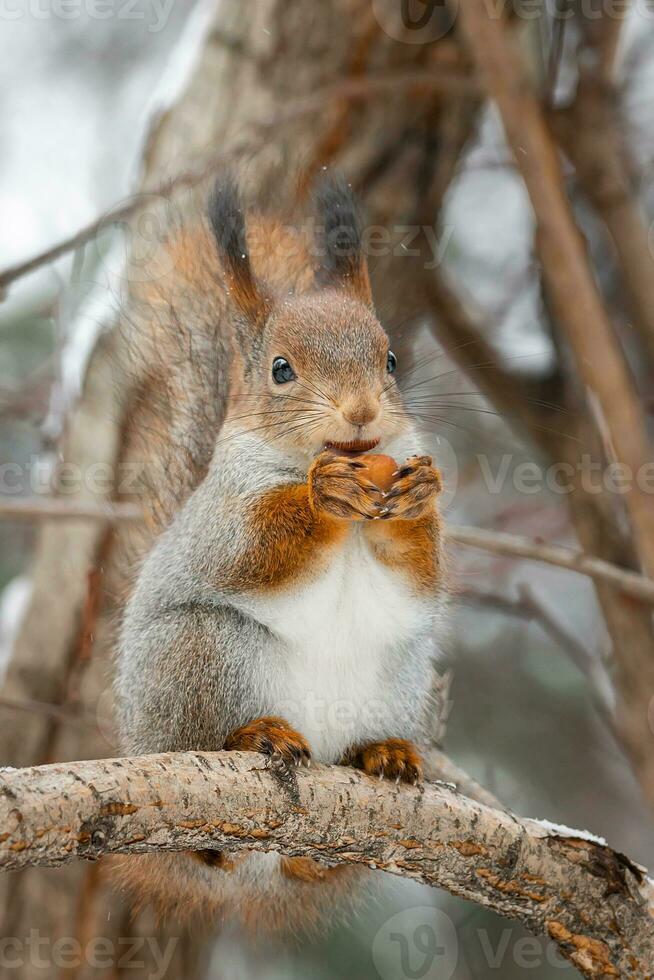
top-left (0, 752), bottom-right (652, 977)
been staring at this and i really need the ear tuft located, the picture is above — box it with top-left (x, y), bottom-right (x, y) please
top-left (314, 174), bottom-right (372, 305)
top-left (208, 177), bottom-right (272, 328)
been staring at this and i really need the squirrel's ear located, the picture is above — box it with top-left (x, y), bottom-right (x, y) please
top-left (313, 175), bottom-right (372, 306)
top-left (208, 177), bottom-right (272, 330)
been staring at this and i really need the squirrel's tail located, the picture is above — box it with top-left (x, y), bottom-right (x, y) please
top-left (113, 850), bottom-right (373, 939)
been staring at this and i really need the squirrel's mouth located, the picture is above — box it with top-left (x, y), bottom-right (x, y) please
top-left (323, 438), bottom-right (380, 457)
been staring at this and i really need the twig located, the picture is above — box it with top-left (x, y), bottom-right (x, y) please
top-left (0, 696), bottom-right (96, 731)
top-left (0, 499), bottom-right (142, 523)
top-left (0, 751), bottom-right (651, 977)
top-left (448, 524), bottom-right (654, 603)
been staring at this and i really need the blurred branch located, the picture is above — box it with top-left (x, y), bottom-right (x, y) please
top-left (432, 2), bottom-right (654, 808)
top-left (545, 0), bottom-right (569, 106)
top-left (455, 0), bottom-right (654, 585)
top-left (449, 524), bottom-right (654, 603)
top-left (0, 696), bottom-right (96, 731)
top-left (1, 751), bottom-right (652, 977)
top-left (401, 261), bottom-right (561, 452)
top-left (0, 499), bottom-right (142, 523)
top-left (551, 13), bottom-right (654, 367)
top-left (582, 0), bottom-right (627, 82)
top-left (457, 583), bottom-right (615, 719)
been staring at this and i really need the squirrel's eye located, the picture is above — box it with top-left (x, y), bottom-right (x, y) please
top-left (272, 357), bottom-right (296, 384)
top-left (386, 350), bottom-right (397, 375)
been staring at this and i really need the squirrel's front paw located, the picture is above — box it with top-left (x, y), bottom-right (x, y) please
top-left (342, 738), bottom-right (423, 785)
top-left (308, 452), bottom-right (383, 521)
top-left (224, 716), bottom-right (312, 767)
top-left (380, 455), bottom-right (441, 521)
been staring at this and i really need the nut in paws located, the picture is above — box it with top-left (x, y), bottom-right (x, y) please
top-left (309, 451), bottom-right (384, 521)
top-left (380, 455), bottom-right (441, 520)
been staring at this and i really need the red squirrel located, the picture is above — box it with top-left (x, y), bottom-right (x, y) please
top-left (116, 175), bottom-right (447, 936)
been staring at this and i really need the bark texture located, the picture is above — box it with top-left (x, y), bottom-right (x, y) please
top-left (1, 752), bottom-right (653, 979)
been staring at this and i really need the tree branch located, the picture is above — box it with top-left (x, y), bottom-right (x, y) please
top-left (552, 57), bottom-right (654, 368)
top-left (448, 523), bottom-right (654, 603)
top-left (0, 498), bottom-right (142, 523)
top-left (0, 752), bottom-right (652, 977)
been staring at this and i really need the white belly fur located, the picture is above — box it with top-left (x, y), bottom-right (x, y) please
top-left (243, 528), bottom-right (436, 762)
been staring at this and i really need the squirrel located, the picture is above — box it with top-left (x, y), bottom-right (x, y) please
top-left (115, 174), bottom-right (447, 937)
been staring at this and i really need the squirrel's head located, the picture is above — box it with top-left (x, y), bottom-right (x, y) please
top-left (208, 175), bottom-right (407, 458)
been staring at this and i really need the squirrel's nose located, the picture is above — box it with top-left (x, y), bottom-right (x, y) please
top-left (342, 399), bottom-right (379, 427)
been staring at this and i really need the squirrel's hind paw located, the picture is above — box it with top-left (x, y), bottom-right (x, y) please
top-left (224, 716), bottom-right (312, 767)
top-left (342, 738), bottom-right (423, 785)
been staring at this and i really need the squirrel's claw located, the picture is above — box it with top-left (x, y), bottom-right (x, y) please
top-left (342, 738), bottom-right (423, 786)
top-left (374, 456), bottom-right (442, 521)
top-left (309, 452), bottom-right (385, 521)
top-left (224, 716), bottom-right (312, 768)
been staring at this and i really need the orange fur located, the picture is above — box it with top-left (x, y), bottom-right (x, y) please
top-left (224, 452), bottom-right (392, 593)
top-left (343, 738), bottom-right (423, 784)
top-left (279, 857), bottom-right (352, 884)
top-left (364, 456), bottom-right (443, 594)
top-left (113, 848), bottom-right (364, 939)
top-left (225, 482), bottom-right (347, 592)
top-left (224, 716), bottom-right (311, 765)
top-left (365, 510), bottom-right (443, 594)
top-left (280, 857), bottom-right (325, 883)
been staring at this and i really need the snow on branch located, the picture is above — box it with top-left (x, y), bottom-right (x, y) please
top-left (0, 751), bottom-right (652, 977)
